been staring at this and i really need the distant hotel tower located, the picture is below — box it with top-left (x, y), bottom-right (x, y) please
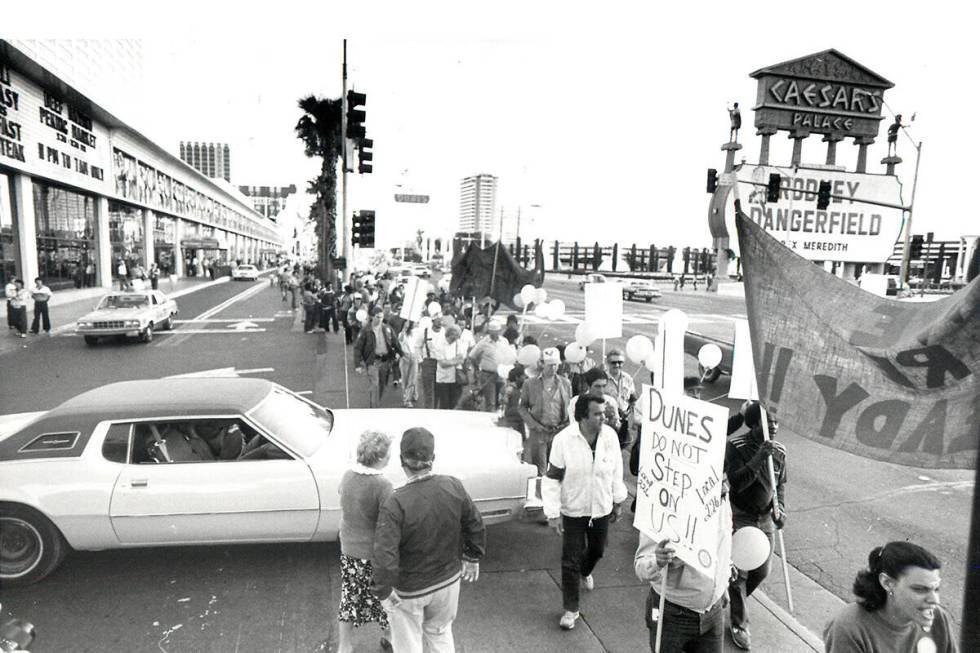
top-left (179, 142), bottom-right (231, 182)
top-left (457, 174), bottom-right (497, 238)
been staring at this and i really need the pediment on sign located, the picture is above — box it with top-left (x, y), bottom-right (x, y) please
top-left (750, 49), bottom-right (893, 88)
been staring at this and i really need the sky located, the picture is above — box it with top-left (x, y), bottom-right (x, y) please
top-left (8, 1), bottom-right (979, 251)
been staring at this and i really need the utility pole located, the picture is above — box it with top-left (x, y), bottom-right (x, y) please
top-left (898, 141), bottom-right (923, 290)
top-left (340, 39), bottom-right (349, 278)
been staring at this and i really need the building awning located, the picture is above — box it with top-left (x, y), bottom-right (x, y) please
top-left (180, 237), bottom-right (227, 250)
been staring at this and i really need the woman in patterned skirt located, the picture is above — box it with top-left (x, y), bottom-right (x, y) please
top-left (338, 430), bottom-right (394, 652)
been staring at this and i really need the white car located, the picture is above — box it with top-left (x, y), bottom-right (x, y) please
top-left (578, 273), bottom-right (607, 291)
top-left (232, 265), bottom-right (259, 281)
top-left (623, 280), bottom-right (663, 302)
top-left (0, 378), bottom-right (536, 586)
top-left (75, 291), bottom-right (179, 345)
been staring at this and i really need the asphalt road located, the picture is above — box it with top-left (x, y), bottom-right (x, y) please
top-left (0, 276), bottom-right (972, 651)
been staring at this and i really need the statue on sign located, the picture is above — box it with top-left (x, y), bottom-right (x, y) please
top-left (728, 102), bottom-right (742, 142)
top-left (886, 114), bottom-right (903, 157)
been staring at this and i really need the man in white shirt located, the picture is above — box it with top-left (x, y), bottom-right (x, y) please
top-left (29, 278), bottom-right (53, 335)
top-left (5, 277), bottom-right (17, 330)
top-left (468, 319), bottom-right (514, 410)
top-left (413, 316), bottom-right (445, 409)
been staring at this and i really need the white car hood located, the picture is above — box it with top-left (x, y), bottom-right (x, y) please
top-left (80, 307), bottom-right (147, 320)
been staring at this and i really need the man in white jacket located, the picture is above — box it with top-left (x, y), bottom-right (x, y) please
top-left (543, 394), bottom-right (628, 630)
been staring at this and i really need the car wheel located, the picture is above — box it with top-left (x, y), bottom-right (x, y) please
top-left (141, 323), bottom-right (154, 343)
top-left (0, 502), bottom-right (69, 586)
top-left (698, 364), bottom-right (722, 384)
top-left (646, 297), bottom-right (652, 303)
top-left (163, 313), bottom-right (175, 330)
top-left (83, 336), bottom-right (98, 346)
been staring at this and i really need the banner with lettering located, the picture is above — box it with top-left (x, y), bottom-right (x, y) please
top-left (633, 384), bottom-right (729, 578)
top-left (736, 212), bottom-right (979, 468)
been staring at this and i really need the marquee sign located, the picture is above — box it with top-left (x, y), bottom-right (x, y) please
top-left (750, 50), bottom-right (893, 139)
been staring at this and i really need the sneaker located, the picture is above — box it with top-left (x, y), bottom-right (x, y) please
top-left (559, 610), bottom-right (580, 630)
top-left (730, 625), bottom-right (751, 650)
top-left (393, 379), bottom-right (400, 386)
top-left (582, 574), bottom-right (594, 591)
top-left (18, 333), bottom-right (25, 338)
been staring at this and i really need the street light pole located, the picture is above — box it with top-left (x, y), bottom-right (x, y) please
top-left (340, 39), bottom-right (349, 280)
top-left (899, 141), bottom-right (923, 290)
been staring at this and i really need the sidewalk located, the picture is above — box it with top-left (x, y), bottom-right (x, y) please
top-left (315, 328), bottom-right (833, 652)
top-left (0, 275), bottom-right (235, 357)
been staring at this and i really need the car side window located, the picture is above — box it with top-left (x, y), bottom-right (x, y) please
top-left (102, 423), bottom-right (132, 464)
top-left (131, 419), bottom-right (290, 464)
top-left (151, 294), bottom-right (159, 305)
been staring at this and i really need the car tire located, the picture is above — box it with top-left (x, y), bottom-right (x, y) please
top-left (646, 297), bottom-right (652, 303)
top-left (698, 364), bottom-right (722, 384)
top-left (141, 324), bottom-right (153, 343)
top-left (163, 313), bottom-right (175, 331)
top-left (84, 336), bottom-right (98, 346)
top-left (0, 502), bottom-right (70, 586)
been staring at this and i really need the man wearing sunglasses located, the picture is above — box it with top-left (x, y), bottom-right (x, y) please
top-left (605, 348), bottom-right (638, 448)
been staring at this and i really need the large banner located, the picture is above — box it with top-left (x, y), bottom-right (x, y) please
top-left (736, 213), bottom-right (979, 468)
top-left (634, 384), bottom-right (729, 578)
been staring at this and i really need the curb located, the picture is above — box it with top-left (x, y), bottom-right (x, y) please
top-left (754, 589), bottom-right (824, 651)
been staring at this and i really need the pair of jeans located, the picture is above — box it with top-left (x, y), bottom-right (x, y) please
top-left (418, 359), bottom-right (437, 409)
top-left (526, 428), bottom-right (556, 476)
top-left (435, 382), bottom-right (461, 410)
top-left (319, 306), bottom-right (338, 332)
top-left (560, 514), bottom-right (609, 612)
top-left (30, 301), bottom-right (50, 333)
top-left (477, 370), bottom-right (499, 410)
top-left (386, 580), bottom-right (460, 653)
top-left (366, 360), bottom-right (391, 408)
top-left (729, 509), bottom-right (775, 629)
top-left (399, 356), bottom-right (418, 406)
top-left (645, 588), bottom-right (724, 653)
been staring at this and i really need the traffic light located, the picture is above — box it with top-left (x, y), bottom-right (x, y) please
top-left (910, 234), bottom-right (924, 259)
top-left (706, 168), bottom-right (718, 193)
top-left (817, 180), bottom-right (832, 210)
top-left (351, 211), bottom-right (363, 247)
top-left (346, 90), bottom-right (366, 139)
top-left (766, 173), bottom-right (781, 202)
top-left (359, 210), bottom-right (375, 248)
top-left (358, 137), bottom-right (373, 174)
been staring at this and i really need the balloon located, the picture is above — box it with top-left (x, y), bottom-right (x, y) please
top-left (427, 302), bottom-right (441, 317)
top-left (643, 352), bottom-right (659, 369)
top-left (564, 342), bottom-right (586, 364)
top-left (370, 292), bottom-right (379, 302)
top-left (575, 322), bottom-right (597, 347)
top-left (355, 309), bottom-right (368, 323)
top-left (626, 335), bottom-right (654, 364)
top-left (497, 363), bottom-right (514, 380)
top-left (517, 344), bottom-right (542, 366)
top-left (498, 345), bottom-right (518, 365)
top-left (520, 284), bottom-right (537, 304)
top-left (731, 526), bottom-right (771, 571)
top-left (549, 299), bottom-right (566, 319)
top-left (525, 365), bottom-right (539, 379)
top-left (698, 343), bottom-right (723, 370)
top-left (417, 316), bottom-right (433, 331)
top-left (534, 288), bottom-right (548, 305)
top-left (513, 293), bottom-right (524, 309)
top-left (534, 303), bottom-right (550, 318)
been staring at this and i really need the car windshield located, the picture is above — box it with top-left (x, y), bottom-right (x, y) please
top-left (249, 388), bottom-right (333, 457)
top-left (239, 266), bottom-right (255, 271)
top-left (98, 295), bottom-right (149, 309)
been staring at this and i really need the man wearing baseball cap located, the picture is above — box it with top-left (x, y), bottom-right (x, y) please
top-left (373, 428), bottom-right (486, 652)
top-left (518, 347), bottom-right (572, 475)
top-left (468, 318), bottom-right (514, 411)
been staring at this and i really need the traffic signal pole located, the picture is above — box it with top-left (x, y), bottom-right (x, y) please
top-left (898, 140), bottom-right (923, 289)
top-left (340, 39), bottom-right (350, 275)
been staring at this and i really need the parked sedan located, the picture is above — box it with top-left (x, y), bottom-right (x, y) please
top-left (0, 378), bottom-right (536, 586)
top-left (623, 280), bottom-right (663, 302)
top-left (75, 290), bottom-right (178, 345)
top-left (232, 264), bottom-right (259, 281)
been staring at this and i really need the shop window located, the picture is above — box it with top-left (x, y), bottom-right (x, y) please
top-left (32, 182), bottom-right (96, 290)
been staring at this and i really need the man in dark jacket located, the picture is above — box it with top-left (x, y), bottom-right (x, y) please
top-left (353, 306), bottom-right (403, 408)
top-left (724, 401), bottom-right (787, 650)
top-left (373, 427), bottom-right (485, 653)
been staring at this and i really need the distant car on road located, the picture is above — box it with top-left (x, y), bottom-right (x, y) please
top-left (578, 273), bottom-right (607, 290)
top-left (232, 264), bottom-right (259, 281)
top-left (0, 378), bottom-right (536, 586)
top-left (623, 279), bottom-right (662, 302)
top-left (75, 291), bottom-right (178, 345)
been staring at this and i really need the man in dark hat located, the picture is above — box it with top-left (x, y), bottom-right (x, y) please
top-left (373, 427), bottom-right (485, 652)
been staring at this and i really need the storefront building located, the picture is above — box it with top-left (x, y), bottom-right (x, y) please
top-left (0, 41), bottom-right (283, 290)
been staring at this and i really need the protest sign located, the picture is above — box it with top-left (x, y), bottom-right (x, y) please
top-left (399, 276), bottom-right (429, 322)
top-left (584, 282), bottom-right (623, 339)
top-left (634, 383), bottom-right (729, 577)
top-left (729, 319), bottom-right (759, 401)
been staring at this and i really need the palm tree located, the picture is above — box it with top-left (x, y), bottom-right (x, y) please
top-left (295, 95), bottom-right (342, 283)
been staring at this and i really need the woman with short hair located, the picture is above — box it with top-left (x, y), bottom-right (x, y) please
top-left (823, 541), bottom-right (957, 652)
top-left (337, 430), bottom-right (394, 653)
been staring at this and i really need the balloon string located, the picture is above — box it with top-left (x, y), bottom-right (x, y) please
top-left (704, 392), bottom-right (729, 403)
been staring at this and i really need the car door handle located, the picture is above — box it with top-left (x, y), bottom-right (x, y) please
top-left (131, 479), bottom-right (148, 488)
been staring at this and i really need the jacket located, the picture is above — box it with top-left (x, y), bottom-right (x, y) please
top-left (542, 422), bottom-right (628, 519)
top-left (353, 324), bottom-right (403, 367)
top-left (372, 474), bottom-right (485, 599)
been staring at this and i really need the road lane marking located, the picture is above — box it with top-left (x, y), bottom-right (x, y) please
top-left (175, 318), bottom-right (275, 323)
top-left (160, 282), bottom-right (269, 347)
top-left (157, 328), bottom-right (267, 335)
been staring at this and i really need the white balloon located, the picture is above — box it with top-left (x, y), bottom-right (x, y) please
top-left (497, 363), bottom-right (514, 380)
top-left (626, 335), bottom-right (654, 364)
top-left (698, 343), bottom-right (723, 370)
top-left (534, 303), bottom-right (550, 318)
top-left (564, 342), bottom-right (586, 364)
top-left (525, 365), bottom-right (539, 379)
top-left (549, 299), bottom-right (566, 319)
top-left (643, 352), bottom-right (659, 369)
top-left (731, 526), bottom-right (771, 571)
top-left (534, 288), bottom-right (548, 305)
top-left (520, 284), bottom-right (537, 304)
top-left (417, 316), bottom-right (433, 331)
top-left (513, 293), bottom-right (524, 309)
top-left (498, 346), bottom-right (518, 366)
top-left (427, 302), bottom-right (441, 317)
top-left (575, 322), bottom-right (597, 347)
top-left (517, 344), bottom-right (542, 366)
top-left (355, 309), bottom-right (368, 323)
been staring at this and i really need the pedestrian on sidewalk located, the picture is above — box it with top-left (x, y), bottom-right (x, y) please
top-left (319, 284), bottom-right (339, 333)
top-left (604, 348), bottom-right (638, 448)
top-left (29, 278), bottom-right (53, 335)
top-left (149, 263), bottom-right (160, 290)
top-left (633, 512), bottom-right (733, 653)
top-left (567, 368), bottom-right (621, 433)
top-left (8, 278), bottom-right (29, 338)
top-left (519, 348), bottom-right (572, 475)
top-left (413, 316), bottom-right (445, 409)
top-left (353, 307), bottom-right (402, 408)
top-left (302, 283), bottom-right (320, 333)
top-left (724, 401), bottom-right (787, 651)
top-left (823, 542), bottom-right (955, 653)
top-left (468, 318), bottom-right (513, 411)
top-left (398, 322), bottom-right (419, 408)
top-left (5, 277), bottom-right (17, 330)
top-left (434, 325), bottom-right (466, 409)
top-left (372, 427), bottom-right (485, 653)
top-left (116, 259), bottom-right (129, 291)
top-left (543, 394), bottom-right (627, 631)
top-left (497, 364), bottom-right (526, 441)
top-left (347, 296), bottom-right (366, 345)
top-left (336, 430), bottom-right (394, 653)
